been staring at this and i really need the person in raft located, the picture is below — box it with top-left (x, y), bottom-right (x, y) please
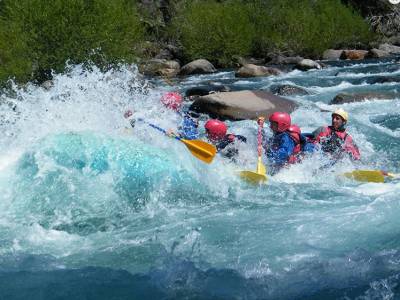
top-left (286, 124), bottom-right (316, 163)
top-left (161, 91), bottom-right (200, 140)
top-left (312, 108), bottom-right (360, 161)
top-left (263, 112), bottom-right (296, 174)
top-left (204, 119), bottom-right (247, 160)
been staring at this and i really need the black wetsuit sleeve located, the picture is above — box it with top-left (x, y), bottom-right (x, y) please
top-left (235, 135), bottom-right (247, 143)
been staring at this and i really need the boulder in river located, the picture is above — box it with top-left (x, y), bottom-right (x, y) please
top-left (180, 59), bottom-right (216, 75)
top-left (340, 50), bottom-right (368, 60)
top-left (322, 49), bottom-right (344, 60)
top-left (378, 43), bottom-right (400, 54)
top-left (139, 59), bottom-right (180, 77)
top-left (368, 48), bottom-right (390, 58)
top-left (295, 59), bottom-right (321, 71)
top-left (190, 90), bottom-right (298, 120)
top-left (235, 64), bottom-right (282, 78)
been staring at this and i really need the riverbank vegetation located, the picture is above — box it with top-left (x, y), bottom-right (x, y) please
top-left (0, 0), bottom-right (374, 84)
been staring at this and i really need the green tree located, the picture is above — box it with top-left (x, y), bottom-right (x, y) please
top-left (170, 0), bottom-right (256, 67)
top-left (251, 0), bottom-right (373, 57)
top-left (0, 0), bottom-right (145, 83)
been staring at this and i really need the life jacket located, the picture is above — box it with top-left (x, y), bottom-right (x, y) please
top-left (266, 132), bottom-right (295, 166)
top-left (287, 131), bottom-right (301, 164)
top-left (178, 111), bottom-right (199, 140)
top-left (314, 126), bottom-right (361, 160)
top-left (318, 126), bottom-right (348, 154)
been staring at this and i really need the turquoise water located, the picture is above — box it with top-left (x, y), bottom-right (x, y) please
top-left (0, 61), bottom-right (400, 299)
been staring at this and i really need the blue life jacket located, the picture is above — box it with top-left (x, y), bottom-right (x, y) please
top-left (299, 133), bottom-right (316, 153)
top-left (177, 111), bottom-right (199, 140)
top-left (265, 132), bottom-right (295, 165)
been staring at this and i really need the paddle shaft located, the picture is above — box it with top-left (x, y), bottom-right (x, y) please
top-left (257, 118), bottom-right (264, 159)
top-left (136, 118), bottom-right (181, 141)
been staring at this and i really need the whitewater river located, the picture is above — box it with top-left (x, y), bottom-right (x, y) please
top-left (0, 58), bottom-right (399, 299)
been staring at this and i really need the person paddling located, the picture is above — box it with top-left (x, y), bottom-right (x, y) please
top-left (161, 91), bottom-right (199, 140)
top-left (312, 108), bottom-right (360, 161)
top-left (263, 112), bottom-right (295, 174)
top-left (204, 119), bottom-right (246, 160)
top-left (287, 124), bottom-right (316, 163)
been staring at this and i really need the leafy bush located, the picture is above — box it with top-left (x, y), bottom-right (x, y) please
top-left (250, 0), bottom-right (373, 58)
top-left (0, 0), bottom-right (145, 83)
top-left (169, 0), bottom-right (256, 67)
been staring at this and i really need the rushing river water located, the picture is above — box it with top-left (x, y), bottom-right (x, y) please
top-left (0, 58), bottom-right (399, 299)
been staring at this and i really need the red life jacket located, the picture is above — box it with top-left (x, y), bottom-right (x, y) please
top-left (287, 131), bottom-right (301, 164)
top-left (315, 126), bottom-right (360, 160)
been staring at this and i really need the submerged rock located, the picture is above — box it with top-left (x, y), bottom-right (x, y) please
top-left (190, 90), bottom-right (297, 120)
top-left (270, 85), bottom-right (309, 96)
top-left (370, 76), bottom-right (400, 84)
top-left (331, 92), bottom-right (399, 104)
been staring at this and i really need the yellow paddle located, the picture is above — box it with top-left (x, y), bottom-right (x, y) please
top-left (127, 115), bottom-right (217, 164)
top-left (342, 170), bottom-right (399, 183)
top-left (240, 117), bottom-right (267, 184)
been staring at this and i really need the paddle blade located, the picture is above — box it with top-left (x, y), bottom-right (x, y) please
top-left (387, 172), bottom-right (400, 179)
top-left (343, 170), bottom-right (385, 183)
top-left (181, 139), bottom-right (217, 164)
top-left (256, 157), bottom-right (266, 176)
top-left (239, 171), bottom-right (267, 184)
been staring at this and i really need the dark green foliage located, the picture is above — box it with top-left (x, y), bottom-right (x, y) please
top-left (169, 0), bottom-right (373, 64)
top-left (0, 0), bottom-right (145, 83)
top-left (0, 0), bottom-right (377, 83)
top-left (169, 0), bottom-right (256, 67)
top-left (249, 0), bottom-right (374, 58)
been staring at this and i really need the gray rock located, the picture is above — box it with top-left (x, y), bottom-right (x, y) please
top-left (233, 56), bottom-right (265, 66)
top-left (331, 92), bottom-right (399, 104)
top-left (296, 59), bottom-right (321, 71)
top-left (322, 49), bottom-right (344, 60)
top-left (139, 59), bottom-right (180, 77)
top-left (155, 49), bottom-right (174, 60)
top-left (387, 35), bottom-right (400, 46)
top-left (235, 64), bottom-right (282, 78)
top-left (378, 43), bottom-right (400, 54)
top-left (41, 80), bottom-right (54, 90)
top-left (190, 90), bottom-right (298, 120)
top-left (368, 48), bottom-right (390, 58)
top-left (180, 59), bottom-right (216, 75)
top-left (340, 50), bottom-right (368, 60)
top-left (268, 55), bottom-right (303, 65)
top-left (185, 85), bottom-right (231, 98)
top-left (270, 85), bottom-right (309, 96)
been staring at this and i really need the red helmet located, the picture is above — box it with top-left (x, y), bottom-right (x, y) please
top-left (288, 124), bottom-right (301, 144)
top-left (204, 119), bottom-right (227, 141)
top-left (161, 92), bottom-right (183, 111)
top-left (288, 124), bottom-right (301, 134)
top-left (269, 112), bottom-right (291, 132)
